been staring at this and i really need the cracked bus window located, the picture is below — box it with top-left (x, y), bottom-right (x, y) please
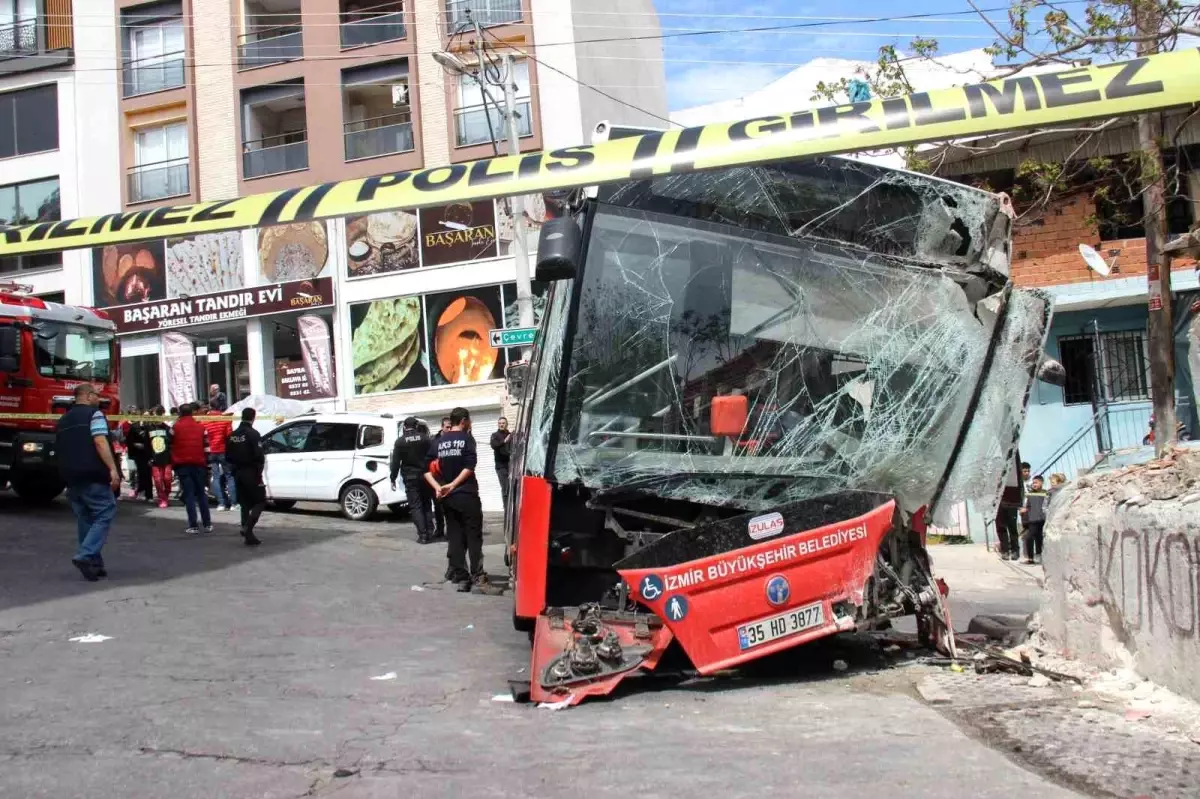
top-left (552, 201), bottom-right (1000, 513)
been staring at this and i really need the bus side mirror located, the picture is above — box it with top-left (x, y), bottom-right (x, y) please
top-left (535, 217), bottom-right (581, 281)
top-left (0, 327), bottom-right (18, 372)
top-left (710, 394), bottom-right (748, 437)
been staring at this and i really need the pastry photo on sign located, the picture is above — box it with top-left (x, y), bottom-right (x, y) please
top-left (350, 296), bottom-right (427, 395)
top-left (418, 201), bottom-right (498, 267)
top-left (345, 210), bottom-right (419, 276)
top-left (424, 286), bottom-right (503, 387)
top-left (92, 241), bottom-right (167, 308)
top-left (166, 231), bottom-right (244, 298)
top-left (257, 221), bottom-right (329, 283)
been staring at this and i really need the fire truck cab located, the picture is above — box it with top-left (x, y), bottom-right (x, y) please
top-left (0, 284), bottom-right (120, 503)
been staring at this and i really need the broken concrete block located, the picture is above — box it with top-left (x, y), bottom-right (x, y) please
top-left (1028, 674), bottom-right (1052, 688)
top-left (916, 677), bottom-right (953, 705)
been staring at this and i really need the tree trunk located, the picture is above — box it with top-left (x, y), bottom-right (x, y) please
top-left (1136, 8), bottom-right (1175, 457)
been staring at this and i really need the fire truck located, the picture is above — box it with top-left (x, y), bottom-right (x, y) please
top-left (503, 126), bottom-right (1063, 705)
top-left (0, 283), bottom-right (120, 503)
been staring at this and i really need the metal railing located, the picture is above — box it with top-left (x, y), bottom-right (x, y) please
top-left (0, 17), bottom-right (37, 56)
top-left (454, 99), bottom-right (531, 147)
top-left (445, 0), bottom-right (521, 30)
top-left (122, 52), bottom-right (185, 96)
top-left (242, 134), bottom-right (308, 178)
top-left (237, 24), bottom-right (302, 69)
top-left (1035, 403), bottom-right (1152, 480)
top-left (340, 2), bottom-right (405, 48)
top-left (127, 158), bottom-right (190, 203)
top-left (344, 113), bottom-right (414, 160)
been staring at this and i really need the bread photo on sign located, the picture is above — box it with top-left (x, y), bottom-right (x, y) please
top-left (166, 232), bottom-right (244, 297)
top-left (95, 242), bottom-right (166, 307)
top-left (351, 296), bottom-right (424, 394)
top-left (346, 211), bottom-right (419, 276)
top-left (258, 221), bottom-right (328, 283)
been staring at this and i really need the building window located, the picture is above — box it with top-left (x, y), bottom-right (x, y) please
top-left (241, 80), bottom-right (308, 179)
top-left (122, 6), bottom-right (186, 98)
top-left (0, 176), bottom-right (61, 274)
top-left (445, 0), bottom-right (521, 31)
top-left (343, 60), bottom-right (413, 161)
top-left (454, 60), bottom-right (531, 147)
top-left (0, 0), bottom-right (38, 56)
top-left (1059, 330), bottom-right (1150, 405)
top-left (238, 0), bottom-right (303, 69)
top-left (340, 1), bottom-right (406, 49)
top-left (0, 83), bottom-right (58, 159)
top-left (128, 120), bottom-right (189, 203)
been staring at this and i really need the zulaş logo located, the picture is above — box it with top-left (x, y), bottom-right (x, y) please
top-left (748, 511), bottom-right (785, 541)
top-left (765, 574), bottom-right (790, 606)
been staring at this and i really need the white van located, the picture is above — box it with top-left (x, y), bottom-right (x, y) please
top-left (260, 412), bottom-right (412, 520)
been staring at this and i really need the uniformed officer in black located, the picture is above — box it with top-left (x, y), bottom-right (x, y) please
top-left (424, 407), bottom-right (487, 592)
top-left (225, 407), bottom-right (265, 546)
top-left (390, 416), bottom-right (434, 543)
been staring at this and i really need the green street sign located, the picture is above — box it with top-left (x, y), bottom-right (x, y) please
top-left (489, 327), bottom-right (537, 348)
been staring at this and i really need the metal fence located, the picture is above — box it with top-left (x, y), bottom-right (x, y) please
top-left (0, 17), bottom-right (37, 56)
top-left (238, 25), bottom-right (303, 69)
top-left (122, 54), bottom-right (185, 97)
top-left (454, 99), bottom-right (531, 147)
top-left (1035, 403), bottom-right (1151, 479)
top-left (243, 136), bottom-right (308, 178)
top-left (445, 0), bottom-right (521, 30)
top-left (340, 3), bottom-right (405, 48)
top-left (344, 113), bottom-right (414, 160)
top-left (127, 159), bottom-right (190, 203)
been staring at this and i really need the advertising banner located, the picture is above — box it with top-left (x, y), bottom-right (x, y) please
top-left (109, 276), bottom-right (333, 335)
top-left (296, 314), bottom-right (335, 399)
top-left (161, 331), bottom-right (196, 410)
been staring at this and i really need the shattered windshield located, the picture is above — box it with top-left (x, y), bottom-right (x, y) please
top-left (550, 162), bottom-right (1010, 513)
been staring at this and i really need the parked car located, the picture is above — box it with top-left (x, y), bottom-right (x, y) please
top-left (260, 412), bottom-right (409, 521)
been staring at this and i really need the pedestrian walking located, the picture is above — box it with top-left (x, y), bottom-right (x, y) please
top-left (171, 404), bottom-right (213, 535)
top-left (425, 407), bottom-right (488, 593)
top-left (200, 406), bottom-right (236, 511)
top-left (225, 407), bottom-right (265, 546)
top-left (1020, 475), bottom-right (1049, 565)
top-left (429, 416), bottom-right (452, 539)
top-left (390, 416), bottom-right (434, 543)
top-left (146, 406), bottom-right (174, 508)
top-left (127, 413), bottom-right (154, 502)
top-left (490, 416), bottom-right (512, 511)
top-left (56, 383), bottom-right (120, 582)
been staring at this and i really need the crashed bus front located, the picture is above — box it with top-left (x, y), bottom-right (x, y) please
top-left (507, 155), bottom-right (1053, 705)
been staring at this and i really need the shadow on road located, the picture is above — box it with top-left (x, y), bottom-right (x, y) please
top-left (0, 491), bottom-right (370, 614)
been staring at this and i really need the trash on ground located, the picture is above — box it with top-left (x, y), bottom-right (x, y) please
top-left (491, 694), bottom-right (515, 703)
top-left (832, 659), bottom-right (848, 672)
top-left (370, 672), bottom-right (397, 681)
top-left (333, 768), bottom-right (359, 778)
top-left (68, 633), bottom-right (112, 643)
top-left (537, 696), bottom-right (574, 710)
top-left (410, 585), bottom-right (425, 592)
top-left (1028, 674), bottom-right (1052, 688)
top-left (1125, 709), bottom-right (1153, 721)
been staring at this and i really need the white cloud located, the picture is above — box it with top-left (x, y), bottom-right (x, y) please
top-left (668, 62), bottom-right (789, 110)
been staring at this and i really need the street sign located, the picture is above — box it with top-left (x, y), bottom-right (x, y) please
top-left (489, 327), bottom-right (537, 348)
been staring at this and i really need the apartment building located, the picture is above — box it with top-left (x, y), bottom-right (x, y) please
top-left (0, 1), bottom-right (121, 302)
top-left (85, 0), bottom-right (667, 508)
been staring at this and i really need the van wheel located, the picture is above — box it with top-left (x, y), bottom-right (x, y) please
top-left (268, 500), bottom-right (296, 511)
top-left (340, 483), bottom-right (377, 521)
top-left (12, 477), bottom-right (64, 504)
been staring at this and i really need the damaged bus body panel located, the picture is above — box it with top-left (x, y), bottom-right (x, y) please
top-left (509, 150), bottom-right (1053, 705)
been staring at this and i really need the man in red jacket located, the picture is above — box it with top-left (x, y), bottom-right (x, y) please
top-left (199, 405), bottom-right (236, 511)
top-left (171, 404), bottom-right (213, 535)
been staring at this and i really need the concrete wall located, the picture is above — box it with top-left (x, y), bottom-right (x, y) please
top-left (570, 0), bottom-right (668, 134)
top-left (1040, 456), bottom-right (1200, 703)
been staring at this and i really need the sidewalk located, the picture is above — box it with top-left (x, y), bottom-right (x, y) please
top-left (926, 542), bottom-right (1045, 629)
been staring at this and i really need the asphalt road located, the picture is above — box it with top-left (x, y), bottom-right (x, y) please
top-left (0, 492), bottom-right (1080, 799)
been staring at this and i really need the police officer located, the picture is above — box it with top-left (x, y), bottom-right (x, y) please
top-left (390, 417), bottom-right (434, 543)
top-left (224, 407), bottom-right (265, 547)
top-left (424, 407), bottom-right (487, 592)
top-left (429, 416), bottom-right (452, 539)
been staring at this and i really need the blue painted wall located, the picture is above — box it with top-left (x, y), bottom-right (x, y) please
top-left (1020, 305), bottom-right (1153, 475)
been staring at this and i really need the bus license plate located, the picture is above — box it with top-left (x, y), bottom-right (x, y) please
top-left (737, 602), bottom-right (825, 651)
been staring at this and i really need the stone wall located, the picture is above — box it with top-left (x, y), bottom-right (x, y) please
top-left (1040, 448), bottom-right (1200, 702)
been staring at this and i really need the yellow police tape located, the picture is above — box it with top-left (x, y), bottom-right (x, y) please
top-left (0, 50), bottom-right (1197, 258)
top-left (0, 413), bottom-right (284, 424)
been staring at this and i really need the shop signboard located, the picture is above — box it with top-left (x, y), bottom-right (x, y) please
top-left (276, 359), bottom-right (329, 401)
top-left (108, 276), bottom-right (334, 335)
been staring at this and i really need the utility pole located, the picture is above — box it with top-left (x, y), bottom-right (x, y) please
top-left (501, 53), bottom-right (535, 331)
top-left (1135, 4), bottom-right (1175, 457)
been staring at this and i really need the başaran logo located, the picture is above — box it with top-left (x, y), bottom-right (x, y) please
top-left (748, 511), bottom-right (785, 541)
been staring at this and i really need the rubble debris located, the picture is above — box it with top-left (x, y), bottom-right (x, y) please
top-left (333, 769), bottom-right (359, 779)
top-left (369, 672), bottom-right (397, 681)
top-left (1028, 674), bottom-right (1052, 688)
top-left (1125, 709), bottom-right (1153, 722)
top-left (916, 677), bottom-right (953, 705)
top-left (832, 659), bottom-right (848, 672)
top-left (68, 633), bottom-right (112, 643)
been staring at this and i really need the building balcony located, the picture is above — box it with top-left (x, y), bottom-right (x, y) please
top-left (238, 25), bottom-right (303, 70)
top-left (444, 0), bottom-right (521, 31)
top-left (243, 134), bottom-right (308, 179)
top-left (340, 2), bottom-right (405, 49)
top-left (344, 112), bottom-right (414, 161)
top-left (127, 158), bottom-right (190, 204)
top-left (454, 99), bottom-right (531, 148)
top-left (0, 4), bottom-right (74, 76)
top-left (122, 53), bottom-right (186, 98)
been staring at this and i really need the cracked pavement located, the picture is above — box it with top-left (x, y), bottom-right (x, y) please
top-left (1, 493), bottom-right (1083, 798)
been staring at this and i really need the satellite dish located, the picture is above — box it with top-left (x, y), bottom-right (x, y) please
top-left (1079, 243), bottom-right (1111, 276)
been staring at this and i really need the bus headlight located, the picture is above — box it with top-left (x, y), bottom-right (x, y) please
top-left (21, 442), bottom-right (44, 453)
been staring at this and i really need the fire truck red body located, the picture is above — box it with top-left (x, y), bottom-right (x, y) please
top-left (0, 285), bottom-right (120, 503)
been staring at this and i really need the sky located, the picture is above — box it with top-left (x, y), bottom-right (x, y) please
top-left (650, 0), bottom-right (1007, 110)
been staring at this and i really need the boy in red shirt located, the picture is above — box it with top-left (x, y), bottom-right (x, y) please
top-left (199, 405), bottom-right (237, 511)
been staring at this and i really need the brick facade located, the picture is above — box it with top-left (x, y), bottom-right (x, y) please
top-left (1010, 192), bottom-right (1193, 288)
top-left (191, 0), bottom-right (239, 202)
